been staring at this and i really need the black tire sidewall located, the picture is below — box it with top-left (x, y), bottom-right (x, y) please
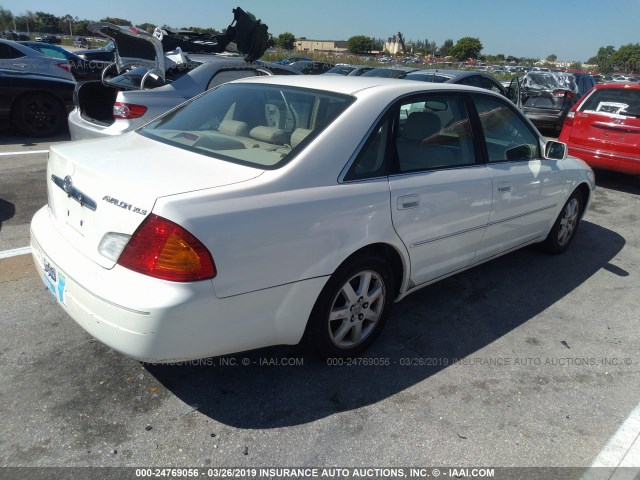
top-left (543, 191), bottom-right (584, 254)
top-left (306, 254), bottom-right (396, 359)
top-left (13, 93), bottom-right (64, 137)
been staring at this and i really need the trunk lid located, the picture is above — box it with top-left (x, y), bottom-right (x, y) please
top-left (521, 71), bottom-right (576, 110)
top-left (89, 23), bottom-right (166, 81)
top-left (46, 133), bottom-right (263, 269)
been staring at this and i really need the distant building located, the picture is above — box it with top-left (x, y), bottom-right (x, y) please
top-left (295, 39), bottom-right (348, 54)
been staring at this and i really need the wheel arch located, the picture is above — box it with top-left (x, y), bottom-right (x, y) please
top-left (574, 182), bottom-right (592, 219)
top-left (333, 242), bottom-right (408, 299)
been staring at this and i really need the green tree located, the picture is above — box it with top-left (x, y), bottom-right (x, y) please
top-left (611, 43), bottom-right (640, 73)
top-left (0, 6), bottom-right (13, 30)
top-left (546, 53), bottom-right (558, 63)
top-left (34, 11), bottom-right (60, 33)
top-left (347, 35), bottom-right (373, 54)
top-left (277, 32), bottom-right (296, 50)
top-left (450, 37), bottom-right (483, 61)
top-left (100, 17), bottom-right (131, 26)
top-left (438, 38), bottom-right (454, 57)
top-left (594, 45), bottom-right (616, 73)
top-left (136, 22), bottom-right (156, 33)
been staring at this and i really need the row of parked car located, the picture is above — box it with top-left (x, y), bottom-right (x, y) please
top-left (1, 20), bottom-right (637, 176)
top-left (288, 61), bottom-right (638, 175)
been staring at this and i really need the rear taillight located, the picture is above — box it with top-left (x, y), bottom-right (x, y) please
top-left (552, 89), bottom-right (576, 101)
top-left (117, 214), bottom-right (216, 282)
top-left (113, 102), bottom-right (148, 119)
top-left (56, 63), bottom-right (72, 73)
top-left (564, 111), bottom-right (575, 128)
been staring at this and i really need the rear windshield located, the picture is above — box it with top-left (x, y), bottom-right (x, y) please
top-left (579, 88), bottom-right (640, 117)
top-left (140, 83), bottom-right (354, 169)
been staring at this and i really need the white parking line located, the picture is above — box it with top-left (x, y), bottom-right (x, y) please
top-left (0, 246), bottom-right (32, 259)
top-left (582, 401), bottom-right (640, 479)
top-left (0, 150), bottom-right (48, 156)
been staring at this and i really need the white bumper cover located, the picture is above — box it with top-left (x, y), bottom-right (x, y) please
top-left (30, 206), bottom-right (326, 362)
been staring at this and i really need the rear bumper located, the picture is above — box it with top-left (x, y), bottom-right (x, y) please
top-left (31, 206), bottom-right (325, 362)
top-left (523, 107), bottom-right (567, 131)
top-left (67, 108), bottom-right (134, 141)
top-left (567, 145), bottom-right (640, 175)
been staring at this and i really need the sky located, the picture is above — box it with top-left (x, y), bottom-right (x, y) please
top-left (2, 0), bottom-right (639, 61)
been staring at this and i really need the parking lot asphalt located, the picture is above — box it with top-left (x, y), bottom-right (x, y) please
top-left (1, 133), bottom-right (639, 472)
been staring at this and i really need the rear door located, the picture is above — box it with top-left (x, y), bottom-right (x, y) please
top-left (388, 93), bottom-right (492, 286)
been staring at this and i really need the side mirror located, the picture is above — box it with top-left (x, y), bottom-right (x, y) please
top-left (544, 140), bottom-right (567, 160)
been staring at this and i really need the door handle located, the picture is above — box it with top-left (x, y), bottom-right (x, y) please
top-left (497, 182), bottom-right (512, 193)
top-left (397, 194), bottom-right (420, 210)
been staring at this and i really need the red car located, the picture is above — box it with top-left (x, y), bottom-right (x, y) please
top-left (559, 83), bottom-right (640, 175)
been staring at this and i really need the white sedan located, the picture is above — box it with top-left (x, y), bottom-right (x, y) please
top-left (30, 76), bottom-right (595, 362)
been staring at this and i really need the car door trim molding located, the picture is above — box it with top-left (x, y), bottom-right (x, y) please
top-left (410, 223), bottom-right (487, 248)
top-left (487, 204), bottom-right (558, 227)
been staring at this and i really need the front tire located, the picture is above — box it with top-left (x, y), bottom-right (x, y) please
top-left (306, 254), bottom-right (396, 358)
top-left (541, 191), bottom-right (584, 254)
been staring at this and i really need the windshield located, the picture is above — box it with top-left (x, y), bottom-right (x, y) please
top-left (140, 83), bottom-right (354, 169)
top-left (363, 68), bottom-right (411, 78)
top-left (326, 65), bottom-right (356, 75)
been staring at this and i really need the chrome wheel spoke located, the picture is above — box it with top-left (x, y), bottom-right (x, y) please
top-left (340, 281), bottom-right (358, 304)
top-left (333, 320), bottom-right (351, 343)
top-left (351, 322), bottom-right (363, 343)
top-left (357, 272), bottom-right (372, 297)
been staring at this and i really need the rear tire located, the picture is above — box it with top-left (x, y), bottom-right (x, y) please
top-left (541, 191), bottom-right (584, 254)
top-left (13, 93), bottom-right (65, 137)
top-left (306, 254), bottom-right (396, 359)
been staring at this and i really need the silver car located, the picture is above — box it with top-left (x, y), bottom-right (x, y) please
top-left (0, 38), bottom-right (74, 81)
top-left (68, 23), bottom-right (273, 140)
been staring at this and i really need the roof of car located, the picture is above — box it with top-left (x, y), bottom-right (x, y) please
top-left (231, 74), bottom-right (504, 97)
top-left (595, 82), bottom-right (640, 89)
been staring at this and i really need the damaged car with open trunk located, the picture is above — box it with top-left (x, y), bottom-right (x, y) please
top-left (68, 7), bottom-right (272, 140)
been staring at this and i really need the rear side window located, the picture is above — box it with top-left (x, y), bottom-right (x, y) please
top-left (395, 94), bottom-right (476, 172)
top-left (579, 88), bottom-right (640, 117)
top-left (473, 95), bottom-right (540, 162)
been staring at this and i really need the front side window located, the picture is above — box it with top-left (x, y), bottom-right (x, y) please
top-left (473, 95), bottom-right (540, 162)
top-left (141, 83), bottom-right (354, 169)
top-left (395, 94), bottom-right (476, 172)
